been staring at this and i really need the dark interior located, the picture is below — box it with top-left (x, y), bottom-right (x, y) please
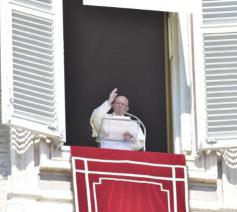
top-left (63, 0), bottom-right (167, 152)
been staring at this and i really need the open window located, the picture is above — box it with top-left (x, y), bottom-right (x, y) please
top-left (76, 0), bottom-right (198, 153)
top-left (1, 0), bottom-right (65, 141)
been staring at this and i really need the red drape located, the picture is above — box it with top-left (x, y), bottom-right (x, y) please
top-left (71, 146), bottom-right (187, 212)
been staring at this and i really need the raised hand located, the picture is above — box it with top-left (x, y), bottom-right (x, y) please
top-left (108, 88), bottom-right (118, 104)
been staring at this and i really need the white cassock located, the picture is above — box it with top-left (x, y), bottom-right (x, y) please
top-left (90, 101), bottom-right (144, 150)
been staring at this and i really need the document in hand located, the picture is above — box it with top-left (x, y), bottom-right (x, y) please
top-left (99, 117), bottom-right (140, 142)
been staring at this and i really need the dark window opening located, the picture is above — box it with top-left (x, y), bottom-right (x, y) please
top-left (63, 0), bottom-right (168, 152)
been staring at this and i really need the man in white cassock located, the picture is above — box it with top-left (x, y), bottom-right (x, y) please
top-left (90, 88), bottom-right (145, 150)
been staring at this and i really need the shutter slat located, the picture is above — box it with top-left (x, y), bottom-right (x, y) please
top-left (207, 84), bottom-right (237, 88)
top-left (209, 119), bottom-right (237, 124)
top-left (13, 41), bottom-right (53, 55)
top-left (208, 109), bottom-right (237, 115)
top-left (206, 79), bottom-right (237, 83)
top-left (208, 114), bottom-right (237, 119)
top-left (14, 81), bottom-right (54, 95)
top-left (13, 33), bottom-right (53, 48)
top-left (207, 56), bottom-right (237, 60)
top-left (13, 61), bottom-right (54, 75)
top-left (206, 51), bottom-right (237, 55)
top-left (14, 74), bottom-right (54, 88)
top-left (12, 0), bottom-right (52, 12)
top-left (13, 52), bottom-right (53, 66)
top-left (203, 0), bottom-right (237, 3)
top-left (30, 0), bottom-right (52, 5)
top-left (13, 16), bottom-right (52, 31)
top-left (14, 68), bottom-right (54, 83)
top-left (13, 29), bottom-right (52, 44)
top-left (206, 62), bottom-right (237, 66)
top-left (13, 35), bottom-right (53, 50)
top-left (14, 86), bottom-right (54, 101)
top-left (208, 101), bottom-right (237, 105)
top-left (13, 36), bottom-right (53, 51)
top-left (13, 10), bottom-right (52, 25)
top-left (13, 111), bottom-right (53, 125)
top-left (13, 47), bottom-right (53, 61)
top-left (13, 46), bottom-right (53, 60)
top-left (208, 126), bottom-right (237, 132)
top-left (207, 93), bottom-right (237, 98)
top-left (208, 96), bottom-right (237, 100)
top-left (14, 91), bottom-right (54, 106)
top-left (205, 45), bottom-right (237, 50)
top-left (206, 67), bottom-right (237, 71)
top-left (204, 17), bottom-right (237, 21)
top-left (203, 5), bottom-right (237, 10)
top-left (207, 91), bottom-right (237, 95)
top-left (14, 54), bottom-right (54, 69)
top-left (14, 98), bottom-right (55, 112)
top-left (206, 72), bottom-right (237, 77)
top-left (14, 103), bottom-right (55, 118)
top-left (208, 107), bottom-right (237, 111)
top-left (13, 59), bottom-right (54, 74)
top-left (13, 23), bottom-right (53, 38)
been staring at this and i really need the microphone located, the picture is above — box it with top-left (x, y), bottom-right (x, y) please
top-left (125, 112), bottom-right (146, 151)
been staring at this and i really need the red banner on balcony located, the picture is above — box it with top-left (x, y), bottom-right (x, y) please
top-left (71, 147), bottom-right (188, 212)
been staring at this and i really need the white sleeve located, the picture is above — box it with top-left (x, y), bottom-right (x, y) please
top-left (90, 101), bottom-right (111, 137)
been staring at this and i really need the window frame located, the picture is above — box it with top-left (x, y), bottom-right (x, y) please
top-left (83, 0), bottom-right (195, 13)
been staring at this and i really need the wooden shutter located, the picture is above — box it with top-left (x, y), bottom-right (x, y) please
top-left (200, 0), bottom-right (237, 149)
top-left (1, 0), bottom-right (65, 140)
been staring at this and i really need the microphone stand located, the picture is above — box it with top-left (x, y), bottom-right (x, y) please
top-left (125, 112), bottom-right (146, 151)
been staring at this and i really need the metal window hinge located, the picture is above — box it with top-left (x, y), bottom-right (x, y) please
top-left (10, 97), bottom-right (14, 104)
top-left (48, 123), bottom-right (57, 130)
top-left (206, 137), bottom-right (217, 145)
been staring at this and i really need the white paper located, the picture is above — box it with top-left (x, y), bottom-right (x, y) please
top-left (99, 117), bottom-right (140, 142)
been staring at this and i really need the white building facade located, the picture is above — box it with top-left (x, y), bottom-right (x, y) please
top-left (1, 0), bottom-right (237, 211)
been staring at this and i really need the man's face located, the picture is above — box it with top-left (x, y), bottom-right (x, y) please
top-left (112, 96), bottom-right (129, 116)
